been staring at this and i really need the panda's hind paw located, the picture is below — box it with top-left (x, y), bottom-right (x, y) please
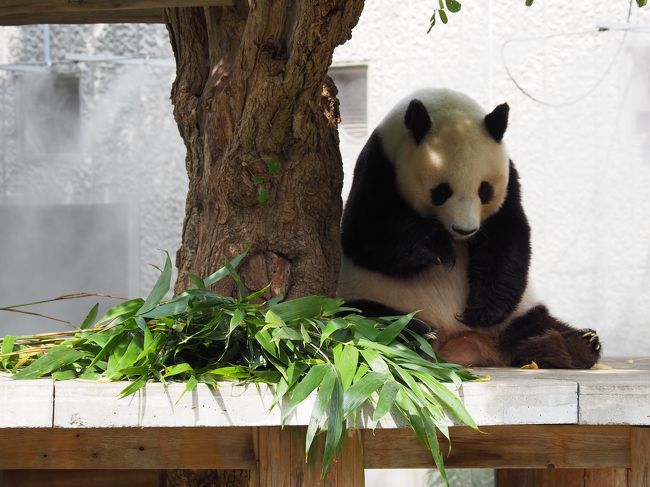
top-left (564, 327), bottom-right (601, 368)
top-left (577, 328), bottom-right (601, 352)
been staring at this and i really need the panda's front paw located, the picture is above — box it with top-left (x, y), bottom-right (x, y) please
top-left (457, 306), bottom-right (505, 328)
top-left (432, 248), bottom-right (456, 268)
top-left (429, 234), bottom-right (455, 268)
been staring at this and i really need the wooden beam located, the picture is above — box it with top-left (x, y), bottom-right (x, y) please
top-left (2, 470), bottom-right (161, 487)
top-left (0, 427), bottom-right (256, 470)
top-left (0, 9), bottom-right (162, 24)
top-left (0, 1), bottom-right (232, 25)
top-left (0, 425), bottom-right (634, 471)
top-left (362, 425), bottom-right (632, 470)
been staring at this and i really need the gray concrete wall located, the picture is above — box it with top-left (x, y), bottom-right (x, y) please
top-left (0, 24), bottom-right (185, 332)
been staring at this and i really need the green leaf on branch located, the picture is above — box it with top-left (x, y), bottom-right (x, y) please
top-left (14, 347), bottom-right (87, 379)
top-left (445, 0), bottom-right (461, 13)
top-left (80, 303), bottom-right (99, 329)
top-left (138, 253), bottom-right (172, 315)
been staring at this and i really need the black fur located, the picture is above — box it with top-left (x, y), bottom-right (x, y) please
top-left (458, 162), bottom-right (531, 328)
top-left (345, 299), bottom-right (431, 336)
top-left (498, 305), bottom-right (601, 369)
top-left (341, 130), bottom-right (454, 276)
top-left (484, 103), bottom-right (509, 142)
top-left (344, 299), bottom-right (404, 317)
top-left (404, 99), bottom-right (432, 145)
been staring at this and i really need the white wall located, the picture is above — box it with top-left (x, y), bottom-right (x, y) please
top-left (334, 1), bottom-right (650, 358)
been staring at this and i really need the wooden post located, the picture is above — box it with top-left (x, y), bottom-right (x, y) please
top-left (252, 427), bottom-right (364, 487)
top-left (630, 427), bottom-right (650, 487)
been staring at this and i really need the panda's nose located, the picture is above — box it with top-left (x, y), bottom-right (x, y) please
top-left (451, 225), bottom-right (478, 237)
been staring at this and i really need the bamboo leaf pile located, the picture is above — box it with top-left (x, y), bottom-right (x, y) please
top-left (0, 252), bottom-right (478, 483)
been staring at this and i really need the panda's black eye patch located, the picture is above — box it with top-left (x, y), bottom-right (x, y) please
top-left (431, 183), bottom-right (453, 206)
top-left (479, 181), bottom-right (494, 204)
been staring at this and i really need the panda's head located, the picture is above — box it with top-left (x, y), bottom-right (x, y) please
top-left (379, 89), bottom-right (510, 240)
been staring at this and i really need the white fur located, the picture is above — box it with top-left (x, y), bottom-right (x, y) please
top-left (378, 89), bottom-right (510, 237)
top-left (338, 243), bottom-right (471, 344)
top-left (339, 245), bottom-right (539, 345)
top-left (377, 88), bottom-right (487, 163)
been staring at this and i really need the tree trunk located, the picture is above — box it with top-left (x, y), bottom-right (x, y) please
top-left (166, 0), bottom-right (363, 300)
top-left (163, 1), bottom-right (363, 485)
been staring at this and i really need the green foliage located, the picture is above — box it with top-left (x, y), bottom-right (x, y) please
top-left (429, 0), bottom-right (646, 31)
top-left (0, 252), bottom-right (478, 483)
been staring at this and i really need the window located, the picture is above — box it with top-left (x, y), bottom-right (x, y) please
top-left (329, 64), bottom-right (368, 200)
top-left (329, 65), bottom-right (368, 138)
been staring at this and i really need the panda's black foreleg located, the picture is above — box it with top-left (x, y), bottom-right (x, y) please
top-left (498, 305), bottom-right (601, 369)
top-left (342, 299), bottom-right (432, 336)
top-left (460, 163), bottom-right (531, 328)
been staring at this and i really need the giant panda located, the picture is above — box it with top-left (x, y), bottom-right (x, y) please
top-left (338, 88), bottom-right (601, 369)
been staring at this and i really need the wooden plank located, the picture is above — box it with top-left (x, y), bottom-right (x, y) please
top-left (253, 427), bottom-right (364, 487)
top-left (362, 425), bottom-right (631, 469)
top-left (0, 427), bottom-right (255, 470)
top-left (0, 9), bottom-right (162, 24)
top-left (630, 427), bottom-right (650, 487)
top-left (0, 0), bottom-right (232, 25)
top-left (2, 470), bottom-right (160, 487)
top-left (584, 469), bottom-right (628, 486)
top-left (0, 378), bottom-right (53, 428)
top-left (496, 468), bottom-right (628, 487)
top-left (496, 469), bottom-right (585, 487)
top-left (0, 0), bottom-right (231, 14)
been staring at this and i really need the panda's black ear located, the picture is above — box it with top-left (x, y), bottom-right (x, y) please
top-left (484, 103), bottom-right (509, 143)
top-left (404, 99), bottom-right (431, 145)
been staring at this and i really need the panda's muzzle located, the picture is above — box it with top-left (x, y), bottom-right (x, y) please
top-left (451, 225), bottom-right (478, 238)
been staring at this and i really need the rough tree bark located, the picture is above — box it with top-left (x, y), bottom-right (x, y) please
top-left (163, 1), bottom-right (364, 485)
top-left (166, 0), bottom-right (363, 300)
